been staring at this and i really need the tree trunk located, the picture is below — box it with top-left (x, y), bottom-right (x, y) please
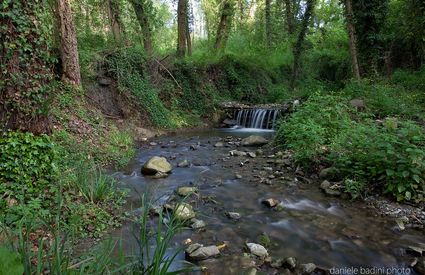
top-left (186, 16), bottom-right (193, 56)
top-left (214, 0), bottom-right (235, 51)
top-left (284, 0), bottom-right (294, 35)
top-left (344, 0), bottom-right (361, 79)
top-left (289, 0), bottom-right (315, 91)
top-left (265, 0), bottom-right (272, 47)
top-left (107, 0), bottom-right (123, 41)
top-left (132, 0), bottom-right (154, 56)
top-left (54, 0), bottom-right (81, 86)
top-left (177, 0), bottom-right (188, 57)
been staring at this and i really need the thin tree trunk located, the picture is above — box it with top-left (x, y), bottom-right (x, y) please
top-left (186, 16), bottom-right (193, 56)
top-left (131, 0), bottom-right (154, 56)
top-left (214, 0), bottom-right (235, 51)
top-left (344, 0), bottom-right (361, 79)
top-left (284, 0), bottom-right (294, 35)
top-left (107, 0), bottom-right (123, 41)
top-left (289, 0), bottom-right (315, 91)
top-left (177, 0), bottom-right (188, 57)
top-left (54, 0), bottom-right (81, 86)
top-left (265, 0), bottom-right (272, 47)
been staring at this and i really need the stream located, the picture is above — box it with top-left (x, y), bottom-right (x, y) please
top-left (111, 128), bottom-right (424, 274)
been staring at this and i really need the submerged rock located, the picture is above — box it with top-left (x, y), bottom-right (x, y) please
top-left (235, 173), bottom-right (243, 179)
top-left (185, 243), bottom-right (220, 261)
top-left (141, 156), bottom-right (172, 175)
top-left (246, 243), bottom-right (268, 258)
top-left (241, 135), bottom-right (268, 146)
top-left (174, 203), bottom-right (195, 220)
top-left (191, 218), bottom-right (206, 229)
top-left (177, 186), bottom-right (198, 196)
top-left (214, 142), bottom-right (224, 147)
top-left (262, 198), bottom-right (280, 208)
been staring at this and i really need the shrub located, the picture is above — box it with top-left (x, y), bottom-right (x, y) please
top-left (276, 93), bottom-right (353, 164)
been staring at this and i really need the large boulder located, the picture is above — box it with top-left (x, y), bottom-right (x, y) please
top-left (241, 135), bottom-right (268, 147)
top-left (141, 156), bottom-right (172, 175)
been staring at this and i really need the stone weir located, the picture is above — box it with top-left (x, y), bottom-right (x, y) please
top-left (219, 101), bottom-right (296, 130)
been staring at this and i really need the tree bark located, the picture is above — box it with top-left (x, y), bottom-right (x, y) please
top-left (177, 0), bottom-right (188, 57)
top-left (284, 0), bottom-right (294, 35)
top-left (289, 0), bottom-right (315, 91)
top-left (132, 0), bottom-right (154, 56)
top-left (214, 0), bottom-right (235, 51)
top-left (54, 0), bottom-right (81, 86)
top-left (343, 0), bottom-right (361, 79)
top-left (107, 0), bottom-right (123, 41)
top-left (265, 0), bottom-right (272, 47)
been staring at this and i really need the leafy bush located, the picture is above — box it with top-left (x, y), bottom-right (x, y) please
top-left (277, 94), bottom-right (425, 202)
top-left (0, 132), bottom-right (57, 220)
top-left (276, 94), bottom-right (353, 164)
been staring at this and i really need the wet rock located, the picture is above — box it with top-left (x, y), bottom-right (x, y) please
top-left (270, 258), bottom-right (284, 268)
top-left (413, 257), bottom-right (425, 274)
top-left (153, 172), bottom-right (168, 179)
top-left (185, 244), bottom-right (220, 261)
top-left (256, 149), bottom-right (264, 155)
top-left (246, 243), bottom-right (268, 258)
top-left (298, 263), bottom-right (316, 274)
top-left (263, 167), bottom-right (273, 171)
top-left (149, 142), bottom-right (158, 146)
top-left (230, 150), bottom-right (247, 157)
top-left (247, 152), bottom-right (257, 158)
top-left (320, 180), bottom-right (341, 196)
top-left (177, 159), bottom-right (190, 168)
top-left (226, 212), bottom-right (241, 220)
top-left (407, 243), bottom-right (425, 256)
top-left (262, 198), bottom-right (280, 208)
top-left (235, 173), bottom-right (243, 179)
top-left (177, 186), bottom-right (198, 196)
top-left (223, 119), bottom-right (237, 127)
top-left (395, 216), bottom-right (409, 231)
top-left (190, 144), bottom-right (200, 150)
top-left (214, 142), bottom-right (224, 147)
top-left (241, 135), bottom-right (268, 146)
top-left (244, 268), bottom-right (257, 275)
top-left (174, 203), bottom-right (195, 220)
top-left (191, 218), bottom-right (206, 229)
top-left (283, 257), bottom-right (297, 270)
top-left (141, 156), bottom-right (172, 175)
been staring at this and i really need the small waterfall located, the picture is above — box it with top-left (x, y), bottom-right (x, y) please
top-left (234, 109), bottom-right (281, 129)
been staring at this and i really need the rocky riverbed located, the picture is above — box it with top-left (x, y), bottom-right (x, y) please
top-left (112, 129), bottom-right (425, 275)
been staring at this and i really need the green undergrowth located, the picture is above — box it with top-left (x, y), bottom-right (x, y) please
top-left (277, 84), bottom-right (425, 202)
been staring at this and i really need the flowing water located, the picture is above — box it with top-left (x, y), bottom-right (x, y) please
top-left (233, 109), bottom-right (281, 129)
top-left (111, 129), bottom-right (424, 274)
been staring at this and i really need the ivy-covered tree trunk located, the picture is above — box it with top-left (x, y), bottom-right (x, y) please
top-left (132, 0), bottom-right (154, 56)
top-left (343, 0), bottom-right (361, 79)
top-left (265, 0), bottom-right (272, 47)
top-left (214, 0), bottom-right (235, 51)
top-left (54, 0), bottom-right (81, 86)
top-left (289, 0), bottom-right (315, 91)
top-left (177, 0), bottom-right (188, 57)
top-left (107, 0), bottom-right (124, 41)
top-left (0, 1), bottom-right (53, 133)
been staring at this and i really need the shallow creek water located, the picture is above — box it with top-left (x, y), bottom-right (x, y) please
top-left (111, 129), bottom-right (424, 274)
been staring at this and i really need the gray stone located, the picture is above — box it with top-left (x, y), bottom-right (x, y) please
top-left (299, 263), bottom-right (316, 274)
top-left (186, 244), bottom-right (220, 261)
top-left (141, 156), bottom-right (172, 175)
top-left (230, 150), bottom-right (247, 157)
top-left (235, 173), bottom-right (243, 179)
top-left (350, 99), bottom-right (365, 110)
top-left (241, 135), bottom-right (268, 146)
top-left (223, 119), bottom-right (237, 126)
top-left (396, 216), bottom-right (409, 231)
top-left (319, 167), bottom-right (338, 179)
top-left (214, 142), bottom-right (224, 147)
top-left (153, 172), bottom-right (168, 179)
top-left (320, 180), bottom-right (341, 196)
top-left (177, 159), bottom-right (190, 167)
top-left (177, 186), bottom-right (198, 196)
top-left (226, 212), bottom-right (241, 220)
top-left (246, 243), bottom-right (268, 258)
top-left (247, 152), bottom-right (257, 158)
top-left (283, 257), bottom-right (297, 270)
top-left (174, 203), bottom-right (195, 220)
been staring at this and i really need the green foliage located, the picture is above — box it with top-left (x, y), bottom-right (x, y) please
top-left (277, 93), bottom-right (425, 202)
top-left (0, 246), bottom-right (23, 275)
top-left (0, 131), bottom-right (56, 221)
top-left (276, 94), bottom-right (353, 164)
top-left (107, 47), bottom-right (174, 128)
